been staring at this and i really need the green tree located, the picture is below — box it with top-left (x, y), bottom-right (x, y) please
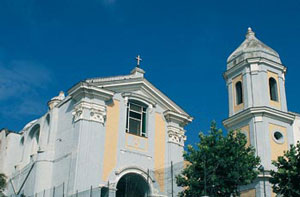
top-left (270, 142), bottom-right (300, 196)
top-left (176, 121), bottom-right (260, 197)
top-left (0, 173), bottom-right (7, 196)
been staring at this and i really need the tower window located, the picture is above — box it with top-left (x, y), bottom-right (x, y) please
top-left (235, 81), bottom-right (243, 105)
top-left (126, 100), bottom-right (147, 137)
top-left (269, 77), bottom-right (278, 101)
top-left (273, 131), bottom-right (284, 144)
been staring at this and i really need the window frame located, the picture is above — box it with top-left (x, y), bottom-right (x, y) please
top-left (269, 77), bottom-right (279, 102)
top-left (235, 81), bottom-right (243, 105)
top-left (126, 100), bottom-right (148, 137)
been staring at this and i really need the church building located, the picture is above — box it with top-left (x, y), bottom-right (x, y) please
top-left (1, 28), bottom-right (300, 197)
top-left (0, 61), bottom-right (193, 197)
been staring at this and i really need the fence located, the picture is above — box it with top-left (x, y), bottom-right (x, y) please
top-left (8, 161), bottom-right (185, 197)
top-left (150, 161), bottom-right (185, 197)
top-left (8, 184), bottom-right (111, 197)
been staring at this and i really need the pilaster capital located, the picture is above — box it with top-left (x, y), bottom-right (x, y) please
top-left (72, 101), bottom-right (106, 124)
top-left (167, 125), bottom-right (186, 146)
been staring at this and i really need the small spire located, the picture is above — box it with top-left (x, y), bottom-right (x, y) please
top-left (246, 27), bottom-right (255, 39)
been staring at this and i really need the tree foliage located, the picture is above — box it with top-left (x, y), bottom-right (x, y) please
top-left (176, 121), bottom-right (260, 197)
top-left (0, 173), bottom-right (7, 196)
top-left (270, 142), bottom-right (300, 196)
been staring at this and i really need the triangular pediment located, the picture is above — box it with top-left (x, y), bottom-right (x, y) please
top-left (86, 76), bottom-right (191, 118)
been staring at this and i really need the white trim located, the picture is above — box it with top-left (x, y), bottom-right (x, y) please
top-left (68, 82), bottom-right (114, 102)
top-left (72, 101), bottom-right (106, 124)
top-left (223, 106), bottom-right (295, 129)
top-left (122, 92), bottom-right (156, 107)
top-left (112, 166), bottom-right (156, 195)
top-left (224, 57), bottom-right (286, 79)
top-left (97, 79), bottom-right (192, 118)
top-left (164, 110), bottom-right (193, 126)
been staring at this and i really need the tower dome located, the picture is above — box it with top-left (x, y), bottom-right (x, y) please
top-left (227, 28), bottom-right (281, 69)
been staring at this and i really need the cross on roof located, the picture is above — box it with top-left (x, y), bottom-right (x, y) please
top-left (135, 55), bottom-right (142, 68)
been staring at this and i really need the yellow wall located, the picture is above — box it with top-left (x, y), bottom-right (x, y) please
top-left (102, 100), bottom-right (120, 181)
top-left (268, 71), bottom-right (281, 109)
top-left (154, 113), bottom-right (166, 192)
top-left (240, 125), bottom-right (250, 147)
top-left (240, 189), bottom-right (256, 197)
top-left (232, 74), bottom-right (244, 113)
top-left (269, 123), bottom-right (288, 161)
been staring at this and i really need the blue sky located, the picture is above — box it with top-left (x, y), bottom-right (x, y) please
top-left (1, 0), bottom-right (300, 146)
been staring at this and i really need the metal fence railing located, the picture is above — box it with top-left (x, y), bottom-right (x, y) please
top-left (8, 184), bottom-right (110, 197)
top-left (7, 161), bottom-right (185, 197)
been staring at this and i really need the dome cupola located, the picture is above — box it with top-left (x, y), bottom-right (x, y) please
top-left (227, 28), bottom-right (281, 69)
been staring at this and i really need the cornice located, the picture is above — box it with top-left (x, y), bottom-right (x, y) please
top-left (68, 82), bottom-right (114, 102)
top-left (164, 110), bottom-right (193, 127)
top-left (76, 73), bottom-right (193, 124)
top-left (95, 78), bottom-right (192, 119)
top-left (223, 106), bottom-right (295, 129)
top-left (142, 79), bottom-right (189, 116)
top-left (223, 57), bottom-right (286, 80)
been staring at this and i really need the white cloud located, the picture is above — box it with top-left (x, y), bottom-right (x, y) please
top-left (0, 60), bottom-right (52, 100)
top-left (0, 60), bottom-right (53, 117)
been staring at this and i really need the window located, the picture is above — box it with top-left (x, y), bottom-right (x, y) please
top-left (235, 81), bottom-right (243, 105)
top-left (273, 131), bottom-right (284, 144)
top-left (126, 100), bottom-right (147, 137)
top-left (269, 77), bottom-right (278, 101)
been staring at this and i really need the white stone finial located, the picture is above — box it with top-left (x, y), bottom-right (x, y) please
top-left (58, 91), bottom-right (65, 99)
top-left (48, 91), bottom-right (65, 109)
top-left (246, 27), bottom-right (255, 39)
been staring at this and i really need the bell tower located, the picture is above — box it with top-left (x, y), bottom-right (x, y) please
top-left (225, 28), bottom-right (288, 116)
top-left (223, 28), bottom-right (295, 196)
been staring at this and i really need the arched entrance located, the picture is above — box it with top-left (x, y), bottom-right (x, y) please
top-left (116, 173), bottom-right (150, 197)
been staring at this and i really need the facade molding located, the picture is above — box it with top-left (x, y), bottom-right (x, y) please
top-left (223, 106), bottom-right (295, 129)
top-left (113, 166), bottom-right (156, 195)
top-left (167, 125), bottom-right (186, 146)
top-left (224, 57), bottom-right (286, 80)
top-left (122, 92), bottom-right (157, 107)
top-left (163, 110), bottom-right (193, 127)
top-left (85, 75), bottom-right (192, 118)
top-left (68, 82), bottom-right (114, 102)
top-left (72, 101), bottom-right (106, 124)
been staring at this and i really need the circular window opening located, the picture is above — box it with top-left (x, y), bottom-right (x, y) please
top-left (273, 131), bottom-right (284, 144)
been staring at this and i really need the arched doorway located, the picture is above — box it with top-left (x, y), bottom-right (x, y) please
top-left (116, 173), bottom-right (150, 197)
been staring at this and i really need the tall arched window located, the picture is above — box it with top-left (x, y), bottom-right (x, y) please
top-left (269, 77), bottom-right (278, 101)
top-left (235, 81), bottom-right (243, 105)
top-left (126, 100), bottom-right (147, 137)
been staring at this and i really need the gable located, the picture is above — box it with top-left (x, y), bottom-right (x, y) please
top-left (87, 77), bottom-right (191, 118)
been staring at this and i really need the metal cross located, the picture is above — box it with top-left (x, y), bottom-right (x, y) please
top-left (135, 55), bottom-right (142, 67)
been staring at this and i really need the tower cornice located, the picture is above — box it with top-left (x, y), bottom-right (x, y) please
top-left (223, 57), bottom-right (286, 80)
top-left (223, 106), bottom-right (295, 129)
